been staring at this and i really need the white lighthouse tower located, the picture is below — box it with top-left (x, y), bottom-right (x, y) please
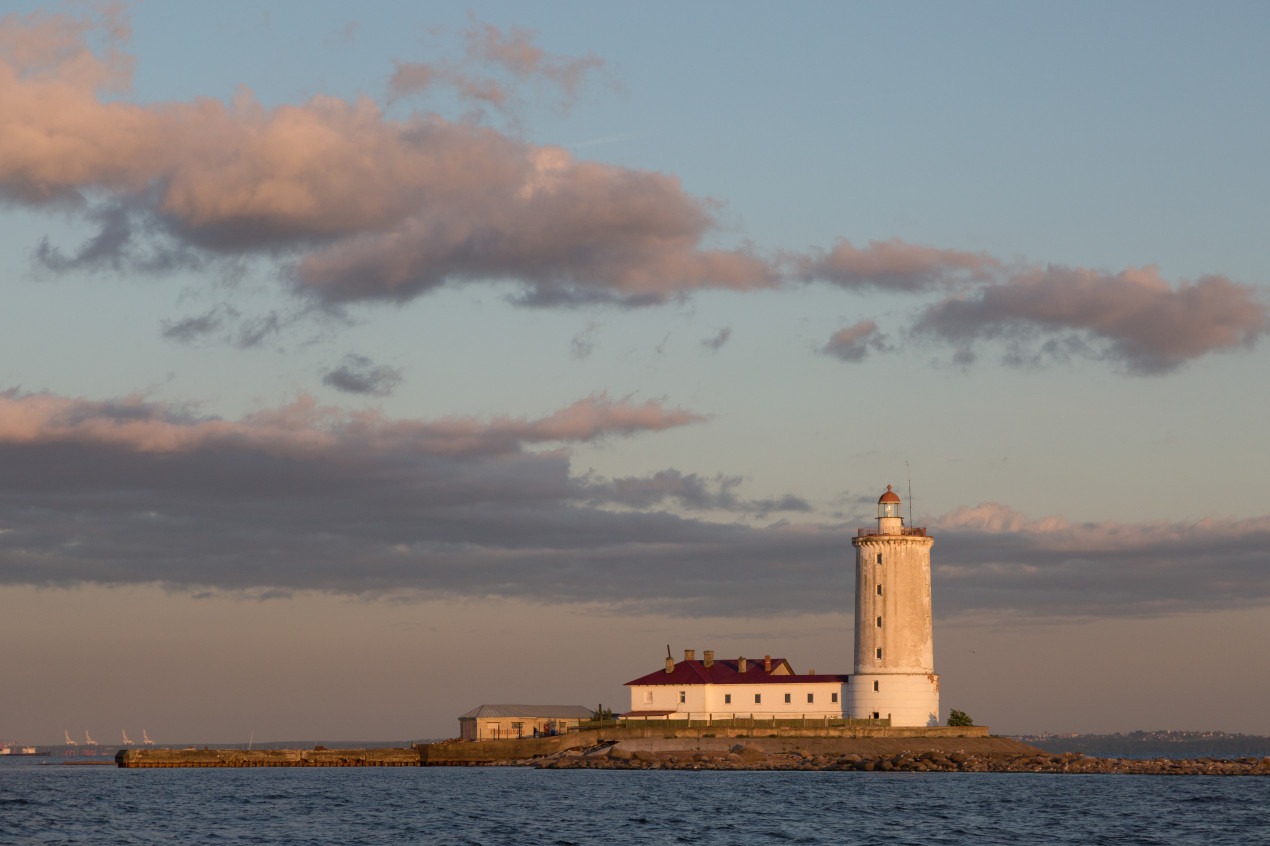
top-left (848, 485), bottom-right (939, 726)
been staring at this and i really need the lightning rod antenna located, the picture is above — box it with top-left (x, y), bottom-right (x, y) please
top-left (906, 461), bottom-right (914, 527)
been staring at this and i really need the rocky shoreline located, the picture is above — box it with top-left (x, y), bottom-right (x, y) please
top-left (512, 742), bottom-right (1270, 775)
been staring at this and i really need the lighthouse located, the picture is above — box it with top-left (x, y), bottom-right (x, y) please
top-left (848, 485), bottom-right (939, 726)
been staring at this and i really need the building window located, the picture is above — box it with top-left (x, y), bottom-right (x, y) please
top-left (877, 584), bottom-right (882, 595)
top-left (679, 691), bottom-right (685, 703)
top-left (724, 693), bottom-right (731, 705)
top-left (831, 693), bottom-right (838, 703)
top-left (872, 712), bottom-right (880, 720)
top-left (876, 553), bottom-right (882, 564)
top-left (784, 693), bottom-right (791, 704)
top-left (873, 680), bottom-right (879, 691)
top-left (876, 616), bottom-right (882, 627)
top-left (643, 690), bottom-right (653, 705)
top-left (876, 648), bottom-right (882, 659)
top-left (755, 693), bottom-right (762, 704)
top-left (807, 693), bottom-right (814, 704)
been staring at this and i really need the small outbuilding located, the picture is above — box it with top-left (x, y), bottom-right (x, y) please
top-left (458, 704), bottom-right (595, 741)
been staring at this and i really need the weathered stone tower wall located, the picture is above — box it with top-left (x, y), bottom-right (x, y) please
top-left (847, 487), bottom-right (939, 727)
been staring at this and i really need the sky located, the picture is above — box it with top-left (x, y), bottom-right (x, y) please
top-left (2, 1), bottom-right (1269, 745)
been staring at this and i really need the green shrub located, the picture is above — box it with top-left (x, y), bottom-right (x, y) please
top-left (947, 709), bottom-right (974, 727)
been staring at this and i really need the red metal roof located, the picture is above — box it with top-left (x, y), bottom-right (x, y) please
top-left (625, 657), bottom-right (849, 687)
top-left (879, 484), bottom-right (901, 504)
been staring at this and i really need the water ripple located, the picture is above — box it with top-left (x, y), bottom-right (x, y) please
top-left (1, 762), bottom-right (1268, 844)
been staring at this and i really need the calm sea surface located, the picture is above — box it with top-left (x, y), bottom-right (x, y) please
top-left (2, 759), bottom-right (1267, 845)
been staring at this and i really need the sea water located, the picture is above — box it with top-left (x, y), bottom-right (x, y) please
top-left (2, 760), bottom-right (1267, 845)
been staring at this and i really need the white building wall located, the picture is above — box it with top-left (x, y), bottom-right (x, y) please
top-left (852, 535), bottom-right (935, 673)
top-left (629, 682), bottom-right (847, 719)
top-left (845, 673), bottom-right (940, 727)
top-left (850, 531), bottom-right (939, 726)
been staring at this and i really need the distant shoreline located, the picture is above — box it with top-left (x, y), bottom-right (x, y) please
top-left (1017, 731), bottom-right (1270, 760)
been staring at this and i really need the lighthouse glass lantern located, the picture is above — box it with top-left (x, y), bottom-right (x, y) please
top-left (877, 485), bottom-right (903, 533)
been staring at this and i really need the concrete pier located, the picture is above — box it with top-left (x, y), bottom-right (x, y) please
top-left (116, 725), bottom-right (998, 768)
top-left (115, 747), bottom-right (421, 768)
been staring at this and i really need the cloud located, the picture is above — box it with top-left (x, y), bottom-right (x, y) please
top-left (160, 303), bottom-right (242, 343)
top-left (929, 502), bottom-right (1270, 621)
top-left (586, 469), bottom-right (810, 514)
top-left (160, 304), bottom-right (296, 349)
top-left (701, 327), bottom-right (731, 352)
top-left (460, 18), bottom-right (609, 112)
top-left (322, 354), bottom-right (403, 396)
top-left (0, 389), bottom-right (704, 458)
top-left (3, 12), bottom-right (1265, 374)
top-left (388, 18), bottom-right (611, 117)
top-left (327, 21), bottom-right (359, 46)
top-left (0, 389), bottom-right (1267, 620)
top-left (569, 321), bottom-right (599, 359)
top-left (820, 319), bottom-right (890, 362)
top-left (388, 58), bottom-right (507, 108)
top-left (800, 244), bottom-right (1267, 373)
top-left (0, 387), bottom-right (833, 614)
top-left (916, 265), bottom-right (1268, 374)
top-left (1, 11), bottom-right (777, 307)
top-left (798, 238), bottom-right (998, 292)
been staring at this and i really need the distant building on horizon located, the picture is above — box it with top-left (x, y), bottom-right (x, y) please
top-left (622, 485), bottom-right (940, 727)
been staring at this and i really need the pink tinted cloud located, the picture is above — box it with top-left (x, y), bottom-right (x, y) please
top-left (387, 59), bottom-right (509, 108)
top-left (798, 238), bottom-right (999, 292)
top-left (461, 19), bottom-right (607, 107)
top-left (917, 265), bottom-right (1268, 373)
top-left (936, 500), bottom-right (1270, 552)
top-left (0, 12), bottom-right (775, 303)
top-left (930, 501), bottom-right (1270, 619)
top-left (820, 319), bottom-right (889, 362)
top-left (387, 18), bottom-right (607, 112)
top-left (0, 7), bottom-right (132, 92)
top-left (937, 502), bottom-right (1087, 536)
top-left (293, 147), bottom-right (778, 303)
top-left (0, 389), bottom-right (704, 459)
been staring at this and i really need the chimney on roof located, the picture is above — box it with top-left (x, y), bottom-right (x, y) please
top-left (704, 650), bottom-right (714, 668)
top-left (738, 656), bottom-right (747, 673)
top-left (665, 657), bottom-right (674, 674)
top-left (809, 669), bottom-right (816, 675)
top-left (764, 655), bottom-right (772, 673)
top-left (684, 649), bottom-right (695, 662)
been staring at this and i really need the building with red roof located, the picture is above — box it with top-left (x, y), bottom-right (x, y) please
top-left (624, 649), bottom-right (850, 721)
top-left (622, 485), bottom-right (940, 727)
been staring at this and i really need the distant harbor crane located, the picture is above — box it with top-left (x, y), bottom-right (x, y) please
top-left (85, 731), bottom-right (97, 746)
top-left (121, 730), bottom-right (135, 746)
top-left (64, 730), bottom-right (77, 746)
top-left (143, 729), bottom-right (155, 746)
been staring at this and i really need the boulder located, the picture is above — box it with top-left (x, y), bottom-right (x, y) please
top-left (733, 746), bottom-right (769, 764)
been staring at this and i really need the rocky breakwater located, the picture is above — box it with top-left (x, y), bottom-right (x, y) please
top-left (525, 743), bottom-right (1270, 775)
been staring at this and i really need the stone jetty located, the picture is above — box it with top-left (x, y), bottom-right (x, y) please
top-left (115, 747), bottom-right (420, 768)
top-left (117, 733), bottom-right (1270, 774)
top-left (518, 740), bottom-right (1270, 775)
